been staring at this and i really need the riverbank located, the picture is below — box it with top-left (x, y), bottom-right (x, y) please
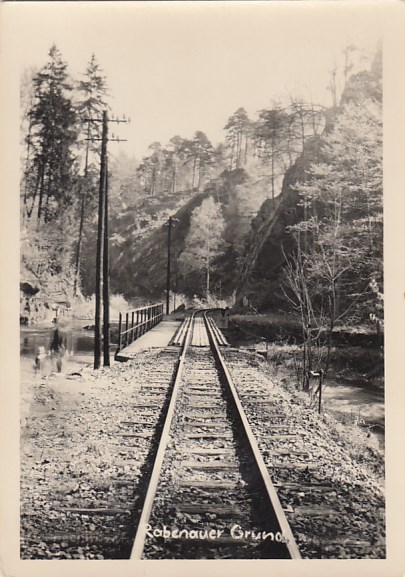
top-left (218, 313), bottom-right (385, 448)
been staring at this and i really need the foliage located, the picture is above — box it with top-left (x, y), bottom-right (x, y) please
top-left (73, 55), bottom-right (109, 295)
top-left (108, 150), bottom-right (139, 212)
top-left (282, 53), bottom-right (383, 383)
top-left (135, 131), bottom-right (220, 197)
top-left (20, 46), bottom-right (111, 311)
top-left (23, 45), bottom-right (79, 223)
top-left (253, 101), bottom-right (324, 200)
top-left (178, 196), bottom-right (226, 299)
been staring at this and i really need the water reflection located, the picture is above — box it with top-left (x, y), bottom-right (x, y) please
top-left (20, 325), bottom-right (94, 358)
top-left (20, 322), bottom-right (98, 384)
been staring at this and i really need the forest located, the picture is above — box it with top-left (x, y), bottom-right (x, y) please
top-left (20, 43), bottom-right (383, 381)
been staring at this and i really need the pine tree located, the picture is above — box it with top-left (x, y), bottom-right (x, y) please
top-left (74, 54), bottom-right (109, 295)
top-left (20, 67), bottom-right (37, 222)
top-left (26, 45), bottom-right (78, 222)
top-left (253, 105), bottom-right (290, 200)
top-left (136, 142), bottom-right (164, 197)
top-left (189, 132), bottom-right (215, 190)
top-left (224, 107), bottom-right (251, 169)
top-left (21, 45), bottom-right (80, 307)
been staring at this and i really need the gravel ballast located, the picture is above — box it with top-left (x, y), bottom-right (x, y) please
top-left (20, 350), bottom-right (178, 560)
top-left (20, 346), bottom-right (385, 559)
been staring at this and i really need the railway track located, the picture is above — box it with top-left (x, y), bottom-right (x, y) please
top-left (130, 312), bottom-right (301, 559)
top-left (21, 311), bottom-right (384, 560)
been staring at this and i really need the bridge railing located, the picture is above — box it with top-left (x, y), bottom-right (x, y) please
top-left (116, 303), bottom-right (164, 356)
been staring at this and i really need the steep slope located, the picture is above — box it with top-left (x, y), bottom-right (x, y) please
top-left (109, 169), bottom-right (269, 301)
top-left (80, 188), bottom-right (198, 298)
top-left (236, 137), bottom-right (323, 310)
top-left (236, 52), bottom-right (382, 312)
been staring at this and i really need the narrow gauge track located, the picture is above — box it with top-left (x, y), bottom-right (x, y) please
top-left (130, 312), bottom-right (301, 559)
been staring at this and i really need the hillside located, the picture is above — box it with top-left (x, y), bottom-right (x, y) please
top-left (106, 169), bottom-right (270, 301)
top-left (96, 56), bottom-right (380, 312)
top-left (236, 52), bottom-right (382, 312)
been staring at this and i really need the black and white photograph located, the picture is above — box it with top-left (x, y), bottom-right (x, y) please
top-left (1, 1), bottom-right (404, 576)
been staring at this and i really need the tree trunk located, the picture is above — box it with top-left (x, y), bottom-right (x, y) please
top-left (171, 164), bottom-right (177, 194)
top-left (73, 189), bottom-right (85, 297)
top-left (43, 155), bottom-right (55, 223)
top-left (206, 240), bottom-right (210, 302)
top-left (27, 169), bottom-right (41, 219)
top-left (37, 161), bottom-right (46, 221)
top-left (192, 155), bottom-right (197, 189)
top-left (236, 129), bottom-right (242, 168)
top-left (196, 157), bottom-right (202, 190)
top-left (23, 118), bottom-right (33, 222)
top-left (74, 125), bottom-right (91, 297)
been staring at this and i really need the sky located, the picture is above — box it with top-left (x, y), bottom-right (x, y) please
top-left (11, 1), bottom-right (384, 160)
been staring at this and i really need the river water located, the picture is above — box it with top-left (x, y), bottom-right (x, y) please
top-left (321, 378), bottom-right (384, 446)
top-left (20, 321), bottom-right (97, 385)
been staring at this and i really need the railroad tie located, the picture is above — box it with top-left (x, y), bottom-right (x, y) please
top-left (269, 450), bottom-right (310, 457)
top-left (179, 448), bottom-right (233, 455)
top-left (120, 420), bottom-right (155, 426)
top-left (178, 480), bottom-right (238, 490)
top-left (186, 392), bottom-right (222, 397)
top-left (269, 462), bottom-right (318, 470)
top-left (175, 504), bottom-right (244, 517)
top-left (187, 404), bottom-right (224, 410)
top-left (120, 431), bottom-right (154, 438)
top-left (292, 506), bottom-right (340, 517)
top-left (182, 422), bottom-right (227, 428)
top-left (184, 432), bottom-right (233, 439)
top-left (52, 507), bottom-right (131, 516)
top-left (274, 483), bottom-right (333, 491)
top-left (181, 461), bottom-right (239, 469)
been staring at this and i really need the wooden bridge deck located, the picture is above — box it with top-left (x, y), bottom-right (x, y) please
top-left (116, 318), bottom-right (181, 360)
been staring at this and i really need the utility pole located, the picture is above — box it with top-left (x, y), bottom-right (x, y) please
top-left (166, 217), bottom-right (172, 315)
top-left (165, 216), bottom-right (178, 315)
top-left (88, 111), bottom-right (129, 369)
top-left (103, 157), bottom-right (110, 366)
top-left (206, 237), bottom-right (210, 304)
top-left (94, 111), bottom-right (108, 369)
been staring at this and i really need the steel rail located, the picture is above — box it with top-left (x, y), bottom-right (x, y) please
top-left (130, 310), bottom-right (301, 559)
top-left (203, 311), bottom-right (302, 559)
top-left (129, 312), bottom-right (196, 559)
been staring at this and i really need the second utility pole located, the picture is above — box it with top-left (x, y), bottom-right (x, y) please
top-left (103, 155), bottom-right (110, 366)
top-left (166, 216), bottom-right (173, 315)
